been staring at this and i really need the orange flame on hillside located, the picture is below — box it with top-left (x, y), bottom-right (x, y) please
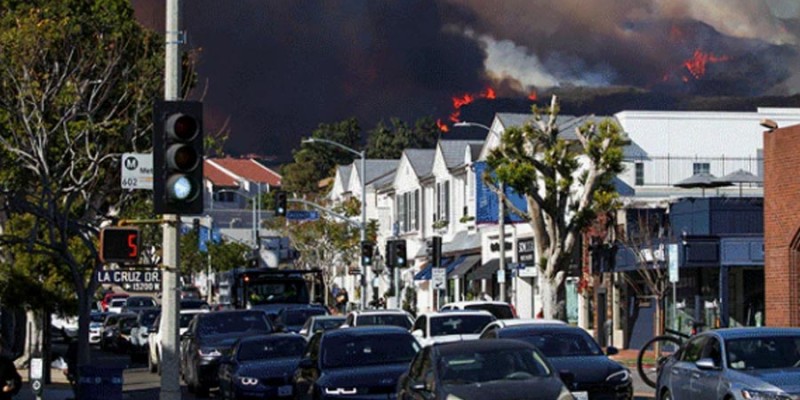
top-left (436, 119), bottom-right (449, 133)
top-left (528, 90), bottom-right (538, 101)
top-left (683, 49), bottom-right (730, 79)
top-left (448, 87), bottom-right (497, 123)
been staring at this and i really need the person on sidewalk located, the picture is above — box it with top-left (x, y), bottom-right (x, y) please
top-left (0, 338), bottom-right (22, 399)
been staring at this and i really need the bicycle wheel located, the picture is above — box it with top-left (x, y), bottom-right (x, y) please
top-left (637, 335), bottom-right (682, 388)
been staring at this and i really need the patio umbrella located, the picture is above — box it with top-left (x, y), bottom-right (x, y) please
top-left (714, 169), bottom-right (762, 197)
top-left (674, 172), bottom-right (733, 197)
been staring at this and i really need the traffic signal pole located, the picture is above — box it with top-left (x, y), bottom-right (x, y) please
top-left (161, 0), bottom-right (181, 399)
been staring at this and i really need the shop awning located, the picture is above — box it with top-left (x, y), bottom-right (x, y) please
top-left (413, 257), bottom-right (455, 281)
top-left (448, 255), bottom-right (481, 279)
top-left (467, 259), bottom-right (499, 281)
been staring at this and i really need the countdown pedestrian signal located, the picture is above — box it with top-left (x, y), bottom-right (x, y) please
top-left (100, 227), bottom-right (141, 264)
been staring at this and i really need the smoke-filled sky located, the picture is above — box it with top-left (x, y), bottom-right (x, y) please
top-left (131, 0), bottom-right (800, 162)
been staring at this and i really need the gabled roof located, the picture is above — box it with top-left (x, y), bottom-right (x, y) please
top-left (469, 143), bottom-right (483, 161)
top-left (439, 140), bottom-right (483, 169)
top-left (337, 165), bottom-right (352, 188)
top-left (404, 149), bottom-right (436, 178)
top-left (369, 170), bottom-right (397, 191)
top-left (204, 160), bottom-right (239, 187)
top-left (209, 158), bottom-right (282, 186)
top-left (353, 160), bottom-right (399, 185)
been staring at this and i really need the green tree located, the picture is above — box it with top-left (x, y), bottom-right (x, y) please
top-left (366, 117), bottom-right (439, 159)
top-left (486, 95), bottom-right (626, 319)
top-left (0, 0), bottom-right (163, 365)
top-left (282, 119), bottom-right (362, 194)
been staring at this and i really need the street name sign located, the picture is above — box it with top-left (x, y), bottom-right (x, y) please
top-left (121, 153), bottom-right (154, 190)
top-left (286, 210), bottom-right (320, 221)
top-left (97, 268), bottom-right (162, 292)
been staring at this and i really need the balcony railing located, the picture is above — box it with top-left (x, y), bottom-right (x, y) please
top-left (625, 155), bottom-right (763, 187)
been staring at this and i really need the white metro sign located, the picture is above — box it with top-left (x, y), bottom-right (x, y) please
top-left (121, 153), bottom-right (154, 190)
top-left (97, 269), bottom-right (162, 292)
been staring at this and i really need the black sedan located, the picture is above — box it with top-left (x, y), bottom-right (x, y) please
top-left (481, 324), bottom-right (632, 400)
top-left (218, 334), bottom-right (306, 400)
top-left (294, 326), bottom-right (421, 400)
top-left (397, 339), bottom-right (575, 400)
top-left (273, 305), bottom-right (328, 333)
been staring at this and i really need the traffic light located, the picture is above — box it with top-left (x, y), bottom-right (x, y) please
top-left (100, 227), bottom-right (141, 264)
top-left (360, 241), bottom-right (374, 267)
top-left (392, 239), bottom-right (407, 268)
top-left (426, 236), bottom-right (442, 268)
top-left (192, 218), bottom-right (201, 234)
top-left (274, 191), bottom-right (287, 216)
top-left (153, 100), bottom-right (204, 214)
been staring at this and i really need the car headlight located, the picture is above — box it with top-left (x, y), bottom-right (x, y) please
top-left (238, 377), bottom-right (259, 386)
top-left (197, 348), bottom-right (222, 357)
top-left (557, 386), bottom-right (575, 400)
top-left (742, 389), bottom-right (793, 400)
top-left (324, 387), bottom-right (357, 395)
top-left (606, 369), bottom-right (630, 383)
top-left (446, 395), bottom-right (465, 400)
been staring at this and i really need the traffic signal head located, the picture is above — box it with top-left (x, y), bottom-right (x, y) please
top-left (274, 191), bottom-right (287, 216)
top-left (153, 100), bottom-right (204, 215)
top-left (393, 239), bottom-right (407, 268)
top-left (427, 236), bottom-right (442, 267)
top-left (360, 241), bottom-right (374, 267)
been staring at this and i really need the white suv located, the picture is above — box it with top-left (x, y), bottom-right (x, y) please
top-left (147, 308), bottom-right (208, 373)
top-left (342, 309), bottom-right (414, 330)
top-left (410, 311), bottom-right (495, 346)
top-left (439, 301), bottom-right (517, 320)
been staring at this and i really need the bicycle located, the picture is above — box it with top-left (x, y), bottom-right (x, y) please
top-left (636, 322), bottom-right (705, 388)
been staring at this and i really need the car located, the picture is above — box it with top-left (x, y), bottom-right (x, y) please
top-left (102, 313), bottom-right (138, 353)
top-left (180, 298), bottom-right (211, 310)
top-left (51, 313), bottom-right (79, 341)
top-left (148, 308), bottom-right (209, 374)
top-left (129, 308), bottom-right (160, 362)
top-left (410, 311), bottom-right (496, 346)
top-left (89, 311), bottom-right (112, 345)
top-left (298, 316), bottom-right (346, 339)
top-left (480, 324), bottom-right (632, 400)
top-left (100, 312), bottom-right (135, 350)
top-left (180, 310), bottom-right (274, 396)
top-left (440, 301), bottom-right (517, 319)
top-left (218, 334), bottom-right (307, 399)
top-left (107, 297), bottom-right (128, 314)
top-left (294, 326), bottom-right (421, 400)
top-left (341, 309), bottom-right (414, 329)
top-left (397, 339), bottom-right (576, 400)
top-left (121, 296), bottom-right (158, 314)
top-left (479, 318), bottom-right (567, 336)
top-left (181, 286), bottom-right (202, 300)
top-left (273, 305), bottom-right (329, 333)
top-left (656, 327), bottom-right (800, 400)
top-left (102, 292), bottom-right (129, 311)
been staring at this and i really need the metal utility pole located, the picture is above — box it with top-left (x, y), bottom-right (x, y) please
top-left (207, 214), bottom-right (213, 304)
top-left (498, 182), bottom-right (506, 303)
top-left (160, 0), bottom-right (181, 399)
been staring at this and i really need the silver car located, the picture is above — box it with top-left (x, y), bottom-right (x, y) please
top-left (656, 327), bottom-right (800, 400)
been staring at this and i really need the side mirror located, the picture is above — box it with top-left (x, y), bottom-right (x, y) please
top-left (559, 370), bottom-right (575, 388)
top-left (298, 358), bottom-right (314, 369)
top-left (299, 329), bottom-right (308, 336)
top-left (606, 346), bottom-right (619, 356)
top-left (696, 358), bottom-right (718, 370)
top-left (412, 330), bottom-right (424, 339)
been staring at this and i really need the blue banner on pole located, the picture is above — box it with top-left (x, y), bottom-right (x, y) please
top-left (474, 161), bottom-right (528, 224)
top-left (199, 225), bottom-right (222, 252)
top-left (286, 210), bottom-right (320, 221)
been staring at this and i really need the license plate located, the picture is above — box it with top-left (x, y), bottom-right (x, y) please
top-left (278, 385), bottom-right (292, 397)
top-left (571, 391), bottom-right (588, 400)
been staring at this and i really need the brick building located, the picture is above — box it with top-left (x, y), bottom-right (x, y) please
top-left (763, 123), bottom-right (800, 326)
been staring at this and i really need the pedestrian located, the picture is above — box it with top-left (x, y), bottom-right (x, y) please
top-left (0, 338), bottom-right (21, 400)
top-left (336, 289), bottom-right (349, 314)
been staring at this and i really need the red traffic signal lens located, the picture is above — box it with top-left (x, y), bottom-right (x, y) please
top-left (166, 144), bottom-right (199, 171)
top-left (166, 113), bottom-right (199, 141)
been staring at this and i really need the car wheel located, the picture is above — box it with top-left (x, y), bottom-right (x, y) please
top-left (661, 389), bottom-right (672, 400)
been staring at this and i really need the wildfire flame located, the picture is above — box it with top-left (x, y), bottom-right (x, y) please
top-left (448, 87), bottom-right (496, 123)
top-left (528, 90), bottom-right (538, 101)
top-left (683, 49), bottom-right (730, 80)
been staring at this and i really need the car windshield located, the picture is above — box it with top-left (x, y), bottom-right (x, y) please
top-left (238, 337), bottom-right (306, 362)
top-left (355, 314), bottom-right (412, 329)
top-left (283, 308), bottom-right (327, 326)
top-left (438, 348), bottom-right (551, 384)
top-left (313, 318), bottom-right (345, 332)
top-left (246, 279), bottom-right (309, 305)
top-left (322, 333), bottom-right (419, 368)
top-left (463, 304), bottom-right (514, 319)
top-left (91, 313), bottom-right (107, 323)
top-left (430, 315), bottom-right (494, 336)
top-left (509, 330), bottom-right (604, 357)
top-left (110, 299), bottom-right (127, 307)
top-left (726, 335), bottom-right (800, 370)
top-left (127, 297), bottom-right (155, 308)
top-left (197, 312), bottom-right (271, 336)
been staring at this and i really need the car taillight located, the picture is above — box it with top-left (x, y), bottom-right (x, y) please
top-left (509, 303), bottom-right (518, 318)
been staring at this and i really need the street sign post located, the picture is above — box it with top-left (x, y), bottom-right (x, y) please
top-left (668, 244), bottom-right (679, 283)
top-left (121, 153), bottom-right (154, 190)
top-left (286, 210), bottom-right (320, 221)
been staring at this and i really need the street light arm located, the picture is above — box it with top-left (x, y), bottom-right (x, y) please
top-left (453, 121), bottom-right (492, 132)
top-left (303, 138), bottom-right (363, 158)
top-left (288, 198), bottom-right (363, 229)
